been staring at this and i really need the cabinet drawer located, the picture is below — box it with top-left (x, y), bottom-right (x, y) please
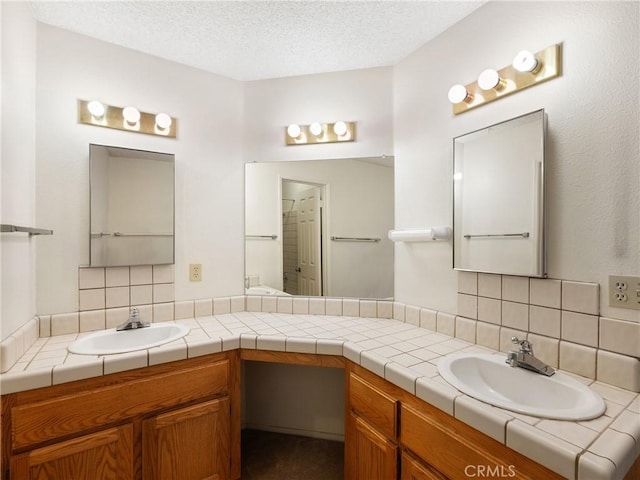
top-left (402, 404), bottom-right (504, 479)
top-left (349, 372), bottom-right (398, 440)
top-left (12, 359), bottom-right (229, 450)
top-left (401, 404), bottom-right (559, 480)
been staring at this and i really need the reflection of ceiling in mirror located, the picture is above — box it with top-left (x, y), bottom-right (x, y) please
top-left (353, 156), bottom-right (394, 168)
top-left (104, 146), bottom-right (174, 163)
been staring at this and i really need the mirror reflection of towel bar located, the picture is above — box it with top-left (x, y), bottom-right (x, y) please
top-left (464, 232), bottom-right (530, 239)
top-left (331, 236), bottom-right (381, 242)
top-left (246, 234), bottom-right (278, 240)
top-left (1, 224), bottom-right (53, 235)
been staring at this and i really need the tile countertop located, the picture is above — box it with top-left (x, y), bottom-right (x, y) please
top-left (1, 312), bottom-right (639, 480)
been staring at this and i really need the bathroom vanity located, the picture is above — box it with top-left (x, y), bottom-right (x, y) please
top-left (1, 312), bottom-right (639, 480)
top-left (2, 351), bottom-right (562, 480)
top-left (2, 353), bottom-right (240, 479)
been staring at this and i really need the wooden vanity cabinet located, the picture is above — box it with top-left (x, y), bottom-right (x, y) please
top-left (143, 397), bottom-right (230, 480)
top-left (10, 424), bottom-right (134, 479)
top-left (345, 361), bottom-right (562, 480)
top-left (346, 370), bottom-right (400, 479)
top-left (1, 352), bottom-right (241, 480)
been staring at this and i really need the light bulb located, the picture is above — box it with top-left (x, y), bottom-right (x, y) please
top-left (287, 124), bottom-right (301, 138)
top-left (155, 113), bottom-right (172, 129)
top-left (87, 100), bottom-right (105, 118)
top-left (309, 122), bottom-right (323, 136)
top-left (447, 84), bottom-right (472, 104)
top-left (513, 50), bottom-right (539, 73)
top-left (122, 106), bottom-right (140, 124)
top-left (333, 121), bottom-right (348, 136)
top-left (477, 69), bottom-right (502, 91)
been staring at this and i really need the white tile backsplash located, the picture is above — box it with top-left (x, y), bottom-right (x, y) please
top-left (562, 280), bottom-right (599, 315)
top-left (79, 288), bottom-right (105, 311)
top-left (106, 287), bottom-right (129, 308)
top-left (599, 317), bottom-right (640, 358)
top-left (478, 297), bottom-right (501, 325)
top-left (131, 285), bottom-right (153, 305)
top-left (561, 311), bottom-right (599, 347)
top-left (530, 278), bottom-right (562, 309)
top-left (106, 266), bottom-right (130, 287)
top-left (130, 265), bottom-right (153, 285)
top-left (458, 271), bottom-right (477, 295)
top-left (529, 305), bottom-right (561, 338)
top-left (502, 275), bottom-right (529, 303)
top-left (79, 267), bottom-right (105, 289)
top-left (478, 273), bottom-right (502, 299)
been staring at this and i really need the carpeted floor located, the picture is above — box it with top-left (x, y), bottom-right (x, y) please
top-left (241, 429), bottom-right (344, 480)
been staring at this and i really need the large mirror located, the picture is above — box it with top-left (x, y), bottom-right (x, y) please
top-left (90, 144), bottom-right (175, 266)
top-left (453, 109), bottom-right (546, 277)
top-left (245, 158), bottom-right (394, 298)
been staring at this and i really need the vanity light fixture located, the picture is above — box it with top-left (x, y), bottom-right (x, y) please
top-left (287, 123), bottom-right (302, 139)
top-left (333, 121), bottom-right (348, 136)
top-left (78, 100), bottom-right (177, 138)
top-left (87, 100), bottom-right (105, 119)
top-left (512, 50), bottom-right (540, 73)
top-left (477, 69), bottom-right (505, 91)
top-left (448, 84), bottom-right (473, 104)
top-left (155, 112), bottom-right (173, 130)
top-left (122, 106), bottom-right (141, 125)
top-left (285, 121), bottom-right (355, 146)
top-left (309, 122), bottom-right (323, 137)
top-left (448, 43), bottom-right (562, 115)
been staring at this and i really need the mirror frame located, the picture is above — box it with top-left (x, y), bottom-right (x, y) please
top-left (89, 144), bottom-right (175, 267)
top-left (452, 109), bottom-right (546, 278)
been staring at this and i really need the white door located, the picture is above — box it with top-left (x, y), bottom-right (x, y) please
top-left (296, 186), bottom-right (322, 295)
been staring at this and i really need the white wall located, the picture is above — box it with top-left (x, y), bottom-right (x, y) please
top-left (243, 362), bottom-right (345, 441)
top-left (1, 2), bottom-right (37, 340)
top-left (243, 67), bottom-right (393, 163)
top-left (35, 24), bottom-right (245, 315)
top-left (394, 1), bottom-right (640, 322)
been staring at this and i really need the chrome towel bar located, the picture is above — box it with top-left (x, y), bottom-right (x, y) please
top-left (464, 232), bottom-right (530, 239)
top-left (1, 224), bottom-right (53, 235)
top-left (331, 236), bottom-right (381, 243)
top-left (246, 234), bottom-right (278, 240)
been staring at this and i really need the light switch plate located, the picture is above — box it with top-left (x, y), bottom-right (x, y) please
top-left (608, 275), bottom-right (640, 310)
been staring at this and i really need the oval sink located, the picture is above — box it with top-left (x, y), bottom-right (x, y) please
top-left (68, 323), bottom-right (190, 355)
top-left (437, 353), bottom-right (605, 420)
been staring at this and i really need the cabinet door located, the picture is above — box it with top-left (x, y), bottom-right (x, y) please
top-left (401, 451), bottom-right (447, 480)
top-left (11, 424), bottom-right (133, 480)
top-left (143, 397), bottom-right (230, 480)
top-left (347, 413), bottom-right (397, 480)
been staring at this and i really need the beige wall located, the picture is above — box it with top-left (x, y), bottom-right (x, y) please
top-left (1, 2), bottom-right (37, 340)
top-left (34, 24), bottom-right (245, 316)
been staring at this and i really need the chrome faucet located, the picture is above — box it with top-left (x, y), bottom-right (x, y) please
top-left (506, 336), bottom-right (555, 376)
top-left (116, 307), bottom-right (150, 331)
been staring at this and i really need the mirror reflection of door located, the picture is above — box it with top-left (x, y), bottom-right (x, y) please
top-left (282, 180), bottom-right (324, 296)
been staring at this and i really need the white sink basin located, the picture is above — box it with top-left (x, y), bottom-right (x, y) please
top-left (68, 323), bottom-right (190, 355)
top-left (437, 353), bottom-right (605, 420)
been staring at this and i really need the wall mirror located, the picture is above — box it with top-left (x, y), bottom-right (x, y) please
top-left (89, 144), bottom-right (175, 266)
top-left (245, 158), bottom-right (394, 299)
top-left (453, 109), bottom-right (546, 277)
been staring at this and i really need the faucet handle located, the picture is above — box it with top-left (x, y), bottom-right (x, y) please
top-left (511, 336), bottom-right (533, 354)
top-left (130, 306), bottom-right (140, 318)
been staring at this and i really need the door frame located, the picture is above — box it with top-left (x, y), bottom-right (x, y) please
top-left (279, 177), bottom-right (330, 296)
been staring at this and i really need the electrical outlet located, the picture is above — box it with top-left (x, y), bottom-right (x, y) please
top-left (608, 275), bottom-right (640, 310)
top-left (190, 264), bottom-right (202, 282)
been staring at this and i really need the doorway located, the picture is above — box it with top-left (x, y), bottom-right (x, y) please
top-left (281, 179), bottom-right (326, 296)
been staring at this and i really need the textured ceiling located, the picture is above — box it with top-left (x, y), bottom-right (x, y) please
top-left (29, 1), bottom-right (485, 81)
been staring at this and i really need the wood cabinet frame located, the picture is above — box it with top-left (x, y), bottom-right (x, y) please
top-left (1, 352), bottom-right (241, 480)
top-left (3, 348), bottom-right (638, 480)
